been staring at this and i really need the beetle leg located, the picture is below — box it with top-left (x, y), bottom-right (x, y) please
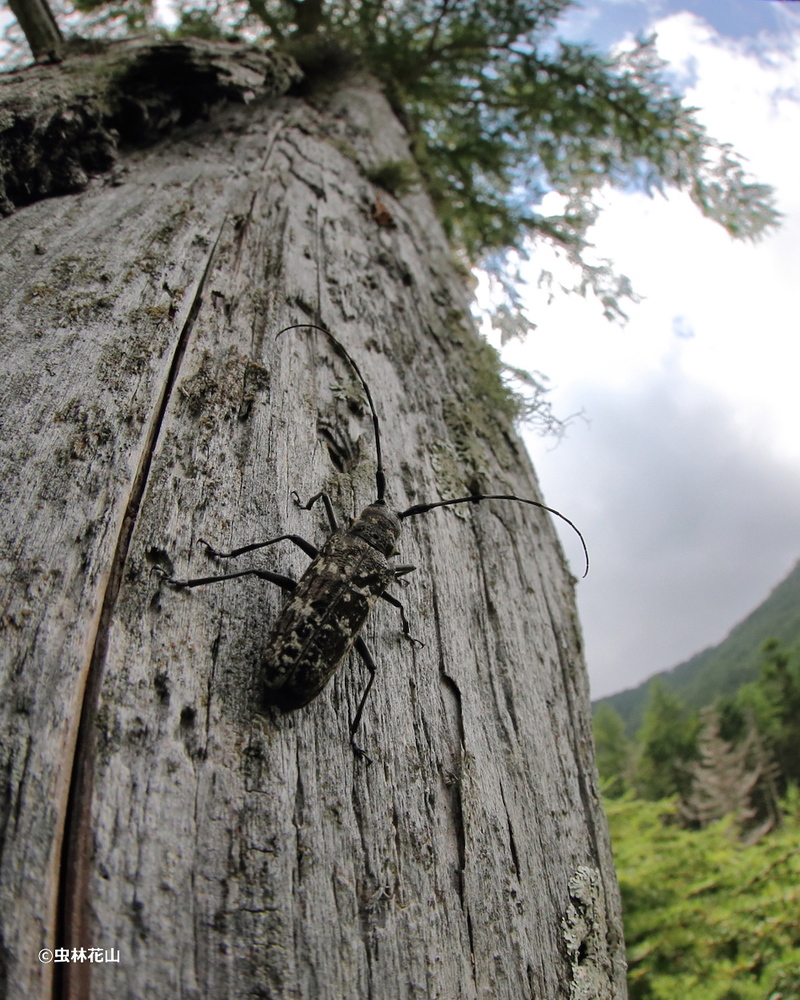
top-left (292, 490), bottom-right (339, 532)
top-left (350, 637), bottom-right (377, 763)
top-left (198, 534), bottom-right (319, 561)
top-left (391, 563), bottom-right (415, 587)
top-left (380, 591), bottom-right (424, 649)
top-left (153, 565), bottom-right (298, 592)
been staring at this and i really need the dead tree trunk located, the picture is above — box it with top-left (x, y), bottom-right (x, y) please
top-left (0, 40), bottom-right (626, 1000)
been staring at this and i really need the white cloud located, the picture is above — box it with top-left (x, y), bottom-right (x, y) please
top-left (153, 1), bottom-right (180, 29)
top-left (504, 11), bottom-right (800, 697)
top-left (535, 371), bottom-right (800, 698)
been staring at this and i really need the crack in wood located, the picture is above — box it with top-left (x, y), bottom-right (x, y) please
top-left (53, 216), bottom-right (230, 1000)
top-left (472, 522), bottom-right (522, 740)
top-left (499, 783), bottom-right (521, 881)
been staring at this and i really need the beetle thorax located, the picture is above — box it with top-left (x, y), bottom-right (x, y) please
top-left (349, 504), bottom-right (401, 556)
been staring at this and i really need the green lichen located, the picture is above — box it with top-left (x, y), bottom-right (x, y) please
top-left (65, 292), bottom-right (114, 321)
top-left (365, 159), bottom-right (420, 198)
top-left (331, 375), bottom-right (367, 415)
top-left (325, 136), bottom-right (360, 166)
top-left (154, 202), bottom-right (191, 244)
top-left (325, 461), bottom-right (378, 510)
top-left (278, 33), bottom-right (357, 90)
top-left (429, 439), bottom-right (474, 517)
top-left (440, 309), bottom-right (521, 477)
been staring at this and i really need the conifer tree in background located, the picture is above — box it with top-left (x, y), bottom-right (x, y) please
top-left (678, 707), bottom-right (781, 841)
top-left (749, 639), bottom-right (800, 789)
top-left (633, 679), bottom-right (699, 800)
top-left (592, 701), bottom-right (632, 798)
top-left (605, 791), bottom-right (800, 1000)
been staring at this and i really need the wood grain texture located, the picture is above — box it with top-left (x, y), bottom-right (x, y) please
top-left (0, 43), bottom-right (626, 1000)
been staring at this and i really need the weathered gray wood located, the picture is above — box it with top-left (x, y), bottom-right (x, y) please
top-left (7, 0), bottom-right (63, 63)
top-left (0, 42), bottom-right (626, 1000)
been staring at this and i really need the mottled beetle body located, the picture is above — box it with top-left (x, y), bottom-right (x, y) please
top-left (262, 505), bottom-right (401, 710)
top-left (157, 324), bottom-right (587, 760)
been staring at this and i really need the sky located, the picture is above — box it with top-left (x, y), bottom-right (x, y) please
top-left (489, 0), bottom-right (800, 698)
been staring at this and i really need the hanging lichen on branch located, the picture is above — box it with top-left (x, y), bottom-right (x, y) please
top-left (15, 0), bottom-right (778, 331)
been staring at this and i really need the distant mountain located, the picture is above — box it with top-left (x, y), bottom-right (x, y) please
top-left (593, 559), bottom-right (800, 736)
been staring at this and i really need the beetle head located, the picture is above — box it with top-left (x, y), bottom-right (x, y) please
top-left (350, 503), bottom-right (401, 556)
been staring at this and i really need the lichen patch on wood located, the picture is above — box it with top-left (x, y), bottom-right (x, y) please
top-left (562, 865), bottom-right (622, 1000)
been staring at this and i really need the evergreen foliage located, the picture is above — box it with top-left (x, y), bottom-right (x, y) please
top-left (677, 707), bottom-right (781, 840)
top-left (633, 679), bottom-right (698, 800)
top-left (590, 587), bottom-right (800, 995)
top-left (730, 639), bottom-right (800, 792)
top-left (592, 700), bottom-right (631, 798)
top-left (594, 644), bottom-right (800, 995)
top-left (13, 0), bottom-right (780, 332)
top-left (594, 637), bottom-right (800, 832)
top-left (607, 792), bottom-right (800, 1000)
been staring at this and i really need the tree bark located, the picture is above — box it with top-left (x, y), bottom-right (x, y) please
top-left (0, 40), bottom-right (627, 1000)
top-left (7, 0), bottom-right (63, 63)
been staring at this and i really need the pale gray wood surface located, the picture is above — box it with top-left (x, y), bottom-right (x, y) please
top-left (0, 42), bottom-right (626, 1000)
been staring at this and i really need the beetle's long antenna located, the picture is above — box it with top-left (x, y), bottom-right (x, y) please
top-left (399, 493), bottom-right (589, 577)
top-left (277, 324), bottom-right (386, 503)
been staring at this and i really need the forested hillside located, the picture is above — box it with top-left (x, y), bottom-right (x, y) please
top-left (594, 563), bottom-right (800, 999)
top-left (595, 558), bottom-right (800, 735)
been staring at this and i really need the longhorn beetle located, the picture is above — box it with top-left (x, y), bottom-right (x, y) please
top-left (156, 324), bottom-right (588, 762)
